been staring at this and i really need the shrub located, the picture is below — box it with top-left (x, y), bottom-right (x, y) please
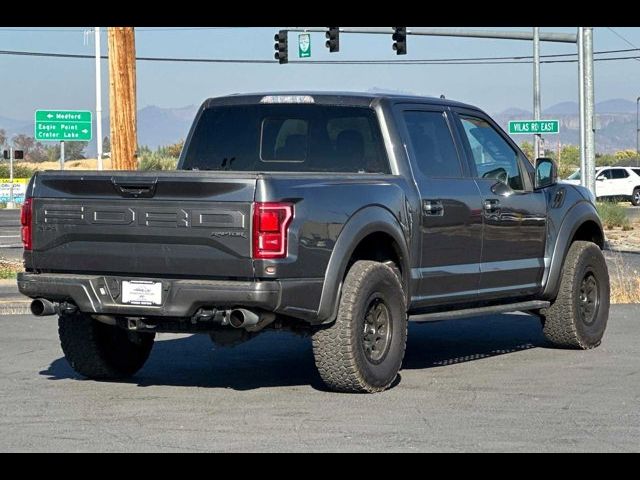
top-left (596, 201), bottom-right (631, 230)
top-left (0, 164), bottom-right (37, 178)
top-left (138, 154), bottom-right (177, 171)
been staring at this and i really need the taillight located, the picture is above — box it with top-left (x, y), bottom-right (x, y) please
top-left (252, 202), bottom-right (293, 259)
top-left (21, 198), bottom-right (32, 251)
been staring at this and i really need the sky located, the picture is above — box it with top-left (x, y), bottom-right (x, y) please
top-left (1, 26), bottom-right (640, 123)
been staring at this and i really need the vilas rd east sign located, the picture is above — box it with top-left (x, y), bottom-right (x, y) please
top-left (508, 120), bottom-right (560, 135)
top-left (35, 110), bottom-right (92, 141)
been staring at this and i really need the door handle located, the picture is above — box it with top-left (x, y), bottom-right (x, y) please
top-left (484, 199), bottom-right (500, 213)
top-left (423, 200), bottom-right (444, 216)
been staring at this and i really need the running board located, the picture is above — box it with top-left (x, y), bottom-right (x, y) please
top-left (409, 300), bottom-right (550, 323)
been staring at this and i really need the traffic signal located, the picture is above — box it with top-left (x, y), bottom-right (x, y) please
top-left (392, 27), bottom-right (407, 55)
top-left (2, 150), bottom-right (7, 160)
top-left (325, 27), bottom-right (339, 53)
top-left (274, 30), bottom-right (288, 64)
top-left (14, 150), bottom-right (24, 160)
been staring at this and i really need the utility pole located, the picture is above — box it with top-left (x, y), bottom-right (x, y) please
top-left (108, 27), bottom-right (137, 170)
top-left (583, 27), bottom-right (596, 196)
top-left (95, 27), bottom-right (103, 170)
top-left (60, 141), bottom-right (65, 170)
top-left (533, 27), bottom-right (541, 160)
top-left (578, 27), bottom-right (586, 187)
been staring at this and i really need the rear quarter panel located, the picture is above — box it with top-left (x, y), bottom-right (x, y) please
top-left (254, 173), bottom-right (415, 280)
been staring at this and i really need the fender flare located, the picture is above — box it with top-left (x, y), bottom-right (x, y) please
top-left (542, 200), bottom-right (604, 300)
top-left (316, 206), bottom-right (410, 323)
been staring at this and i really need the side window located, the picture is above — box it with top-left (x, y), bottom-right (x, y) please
top-left (633, 169), bottom-right (640, 177)
top-left (325, 116), bottom-right (388, 173)
top-left (459, 116), bottom-right (524, 191)
top-left (598, 169), bottom-right (612, 180)
top-left (611, 169), bottom-right (629, 179)
top-left (403, 111), bottom-right (462, 178)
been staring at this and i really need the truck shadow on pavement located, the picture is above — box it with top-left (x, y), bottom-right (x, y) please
top-left (40, 312), bottom-right (550, 391)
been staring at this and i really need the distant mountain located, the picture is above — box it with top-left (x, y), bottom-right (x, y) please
top-left (493, 98), bottom-right (640, 154)
top-left (498, 107), bottom-right (532, 117)
top-left (544, 101), bottom-right (579, 115)
top-left (135, 105), bottom-right (198, 150)
top-left (0, 116), bottom-right (27, 132)
top-left (366, 87), bottom-right (418, 96)
top-left (0, 105), bottom-right (200, 155)
top-left (2, 99), bottom-right (638, 156)
top-left (596, 98), bottom-right (636, 114)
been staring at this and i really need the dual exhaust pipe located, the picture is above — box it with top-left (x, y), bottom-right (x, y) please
top-left (31, 299), bottom-right (266, 331)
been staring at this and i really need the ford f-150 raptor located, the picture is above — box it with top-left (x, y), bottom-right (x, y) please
top-left (18, 92), bottom-right (609, 393)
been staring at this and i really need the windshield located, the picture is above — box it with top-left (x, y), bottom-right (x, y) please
top-left (181, 105), bottom-right (390, 173)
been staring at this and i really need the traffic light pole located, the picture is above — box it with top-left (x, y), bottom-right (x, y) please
top-left (284, 27), bottom-right (596, 196)
top-left (286, 27), bottom-right (577, 43)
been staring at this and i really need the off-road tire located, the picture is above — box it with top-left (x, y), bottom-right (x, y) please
top-left (312, 260), bottom-right (407, 393)
top-left (59, 311), bottom-right (155, 379)
top-left (541, 241), bottom-right (610, 349)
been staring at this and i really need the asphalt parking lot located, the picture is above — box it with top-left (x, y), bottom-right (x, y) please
top-left (0, 306), bottom-right (638, 452)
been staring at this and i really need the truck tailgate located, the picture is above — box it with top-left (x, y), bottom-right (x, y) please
top-left (29, 172), bottom-right (257, 278)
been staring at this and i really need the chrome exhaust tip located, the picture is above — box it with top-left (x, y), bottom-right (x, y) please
top-left (229, 309), bottom-right (260, 329)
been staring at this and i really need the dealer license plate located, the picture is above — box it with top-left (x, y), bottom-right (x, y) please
top-left (121, 281), bottom-right (162, 306)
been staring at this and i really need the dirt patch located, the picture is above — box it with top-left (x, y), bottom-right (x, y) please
top-left (604, 220), bottom-right (640, 252)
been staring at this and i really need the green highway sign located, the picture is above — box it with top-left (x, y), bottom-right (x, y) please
top-left (34, 110), bottom-right (92, 141)
top-left (508, 120), bottom-right (559, 135)
top-left (298, 33), bottom-right (311, 58)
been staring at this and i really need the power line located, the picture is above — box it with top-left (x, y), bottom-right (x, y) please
top-left (0, 27), bottom-right (246, 33)
top-left (606, 27), bottom-right (640, 63)
top-left (0, 47), bottom-right (639, 65)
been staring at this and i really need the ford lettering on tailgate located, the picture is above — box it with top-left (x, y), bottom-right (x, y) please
top-left (37, 205), bottom-right (246, 229)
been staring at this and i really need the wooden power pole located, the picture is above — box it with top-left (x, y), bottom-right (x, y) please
top-left (108, 27), bottom-right (137, 170)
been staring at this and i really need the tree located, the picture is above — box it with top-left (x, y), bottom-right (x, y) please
top-left (63, 142), bottom-right (88, 161)
top-left (12, 134), bottom-right (35, 156)
top-left (556, 144), bottom-right (580, 179)
top-left (165, 140), bottom-right (184, 158)
top-left (519, 141), bottom-right (534, 161)
top-left (0, 129), bottom-right (6, 147)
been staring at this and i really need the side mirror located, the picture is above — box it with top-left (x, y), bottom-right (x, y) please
top-left (535, 157), bottom-right (557, 190)
top-left (596, 176), bottom-right (605, 181)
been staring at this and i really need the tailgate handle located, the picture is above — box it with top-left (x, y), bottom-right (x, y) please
top-left (111, 178), bottom-right (158, 198)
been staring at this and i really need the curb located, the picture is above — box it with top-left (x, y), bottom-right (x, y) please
top-left (0, 302), bottom-right (31, 315)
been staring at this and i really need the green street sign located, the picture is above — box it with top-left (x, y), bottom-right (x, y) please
top-left (298, 33), bottom-right (311, 58)
top-left (34, 110), bottom-right (92, 141)
top-left (508, 120), bottom-right (559, 135)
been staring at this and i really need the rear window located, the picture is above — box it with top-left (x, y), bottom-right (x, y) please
top-left (181, 105), bottom-right (390, 173)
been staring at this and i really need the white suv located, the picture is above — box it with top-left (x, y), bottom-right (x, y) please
top-left (564, 166), bottom-right (640, 206)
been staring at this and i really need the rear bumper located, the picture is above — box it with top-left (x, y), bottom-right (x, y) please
top-left (17, 272), bottom-right (323, 322)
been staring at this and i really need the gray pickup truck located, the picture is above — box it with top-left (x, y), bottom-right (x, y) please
top-left (18, 92), bottom-right (609, 393)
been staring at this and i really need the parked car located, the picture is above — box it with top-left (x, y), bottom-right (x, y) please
top-left (18, 92), bottom-right (610, 393)
top-left (564, 166), bottom-right (640, 206)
